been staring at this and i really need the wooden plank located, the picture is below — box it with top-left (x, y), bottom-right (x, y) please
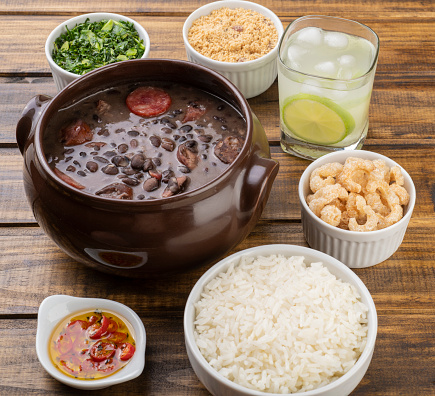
top-left (0, 220), bottom-right (433, 315)
top-left (1, 77), bottom-right (435, 145)
top-left (0, 313), bottom-right (433, 395)
top-left (2, 145), bottom-right (435, 223)
top-left (1, 0), bottom-right (434, 18)
top-left (0, 16), bottom-right (434, 75)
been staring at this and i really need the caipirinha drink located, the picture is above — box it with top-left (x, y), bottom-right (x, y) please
top-left (278, 16), bottom-right (379, 160)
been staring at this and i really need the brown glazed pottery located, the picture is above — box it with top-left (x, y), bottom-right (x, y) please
top-left (16, 59), bottom-right (279, 277)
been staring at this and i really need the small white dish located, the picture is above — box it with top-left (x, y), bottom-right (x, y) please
top-left (183, 0), bottom-right (284, 98)
top-left (298, 150), bottom-right (416, 268)
top-left (36, 294), bottom-right (146, 390)
top-left (45, 12), bottom-right (151, 91)
top-left (184, 244), bottom-right (377, 396)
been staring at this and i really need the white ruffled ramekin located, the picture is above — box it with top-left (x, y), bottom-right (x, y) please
top-left (298, 150), bottom-right (416, 268)
top-left (182, 0), bottom-right (284, 99)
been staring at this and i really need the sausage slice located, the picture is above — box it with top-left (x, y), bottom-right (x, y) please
top-left (126, 86), bottom-right (171, 118)
top-left (214, 136), bottom-right (244, 164)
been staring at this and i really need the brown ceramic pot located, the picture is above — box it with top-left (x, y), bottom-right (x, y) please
top-left (16, 59), bottom-right (279, 277)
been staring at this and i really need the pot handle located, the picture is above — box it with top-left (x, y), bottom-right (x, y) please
top-left (16, 94), bottom-right (52, 155)
top-left (241, 152), bottom-right (279, 215)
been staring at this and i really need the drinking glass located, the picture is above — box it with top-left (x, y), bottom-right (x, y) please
top-left (278, 16), bottom-right (379, 160)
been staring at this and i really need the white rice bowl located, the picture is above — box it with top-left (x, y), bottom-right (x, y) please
top-left (185, 246), bottom-right (377, 395)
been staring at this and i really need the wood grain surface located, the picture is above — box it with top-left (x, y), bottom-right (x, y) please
top-left (0, 0), bottom-right (434, 395)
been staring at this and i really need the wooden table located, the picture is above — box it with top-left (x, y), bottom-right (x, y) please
top-left (0, 1), bottom-right (434, 395)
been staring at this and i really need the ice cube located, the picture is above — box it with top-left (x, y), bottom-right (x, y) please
top-left (324, 32), bottom-right (349, 49)
top-left (296, 27), bottom-right (323, 47)
top-left (338, 55), bottom-right (356, 67)
top-left (301, 78), bottom-right (325, 96)
top-left (287, 44), bottom-right (308, 61)
top-left (337, 67), bottom-right (354, 80)
top-left (314, 61), bottom-right (338, 77)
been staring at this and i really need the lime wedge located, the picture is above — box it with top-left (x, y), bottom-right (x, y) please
top-left (282, 94), bottom-right (355, 145)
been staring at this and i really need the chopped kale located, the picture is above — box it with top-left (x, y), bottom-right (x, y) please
top-left (52, 18), bottom-right (145, 75)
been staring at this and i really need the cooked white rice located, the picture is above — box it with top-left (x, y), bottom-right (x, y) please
top-left (194, 255), bottom-right (368, 394)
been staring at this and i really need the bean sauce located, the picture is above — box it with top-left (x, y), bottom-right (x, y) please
top-left (43, 82), bottom-right (246, 200)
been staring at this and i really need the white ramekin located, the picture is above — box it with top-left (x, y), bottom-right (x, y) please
top-left (45, 13), bottom-right (151, 91)
top-left (184, 244), bottom-right (377, 396)
top-left (182, 0), bottom-right (284, 99)
top-left (36, 295), bottom-right (146, 390)
top-left (298, 150), bottom-right (416, 268)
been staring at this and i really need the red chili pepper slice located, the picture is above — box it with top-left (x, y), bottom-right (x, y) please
top-left (56, 333), bottom-right (73, 355)
top-left (107, 331), bottom-right (127, 344)
top-left (119, 342), bottom-right (136, 361)
top-left (105, 319), bottom-right (118, 334)
top-left (66, 320), bottom-right (88, 335)
top-left (88, 315), bottom-right (110, 339)
top-left (90, 341), bottom-right (117, 362)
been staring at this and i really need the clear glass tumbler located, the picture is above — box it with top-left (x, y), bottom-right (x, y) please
top-left (278, 16), bottom-right (379, 160)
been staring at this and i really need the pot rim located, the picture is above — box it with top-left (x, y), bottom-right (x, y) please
top-left (34, 58), bottom-right (256, 207)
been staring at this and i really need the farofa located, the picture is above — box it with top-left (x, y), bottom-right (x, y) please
top-left (188, 7), bottom-right (278, 63)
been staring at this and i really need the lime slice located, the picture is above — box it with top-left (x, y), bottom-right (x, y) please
top-left (282, 94), bottom-right (355, 145)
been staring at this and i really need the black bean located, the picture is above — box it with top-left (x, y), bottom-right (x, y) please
top-left (198, 134), bottom-right (213, 143)
top-left (115, 128), bottom-right (125, 134)
top-left (64, 148), bottom-right (75, 154)
top-left (150, 135), bottom-right (161, 147)
top-left (131, 153), bottom-right (146, 169)
top-left (65, 156), bottom-right (73, 162)
top-left (112, 155), bottom-right (130, 167)
top-left (201, 154), bottom-right (207, 160)
top-left (194, 128), bottom-right (204, 135)
top-left (98, 129), bottom-right (110, 137)
top-left (143, 158), bottom-right (154, 171)
top-left (93, 156), bottom-right (109, 164)
top-left (86, 161), bottom-right (99, 172)
top-left (161, 127), bottom-right (172, 134)
top-left (160, 118), bottom-right (176, 129)
top-left (79, 152), bottom-right (87, 157)
top-left (162, 169), bottom-right (175, 183)
top-left (173, 135), bottom-right (180, 140)
top-left (73, 160), bottom-right (81, 167)
top-left (77, 170), bottom-right (87, 177)
top-left (178, 136), bottom-right (186, 143)
top-left (185, 140), bottom-right (198, 151)
top-left (167, 177), bottom-right (180, 193)
top-left (161, 137), bottom-right (176, 152)
top-left (118, 143), bottom-right (129, 153)
top-left (66, 165), bottom-right (76, 172)
top-left (186, 133), bottom-right (193, 139)
top-left (121, 167), bottom-right (138, 175)
top-left (103, 150), bottom-right (117, 157)
top-left (179, 125), bottom-right (192, 133)
top-left (102, 164), bottom-right (119, 175)
top-left (110, 142), bottom-right (117, 147)
top-left (128, 130), bottom-right (140, 137)
top-left (143, 177), bottom-right (159, 192)
top-left (152, 157), bottom-right (162, 167)
top-left (121, 177), bottom-right (140, 186)
top-left (178, 165), bottom-right (191, 174)
top-left (137, 194), bottom-right (145, 200)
